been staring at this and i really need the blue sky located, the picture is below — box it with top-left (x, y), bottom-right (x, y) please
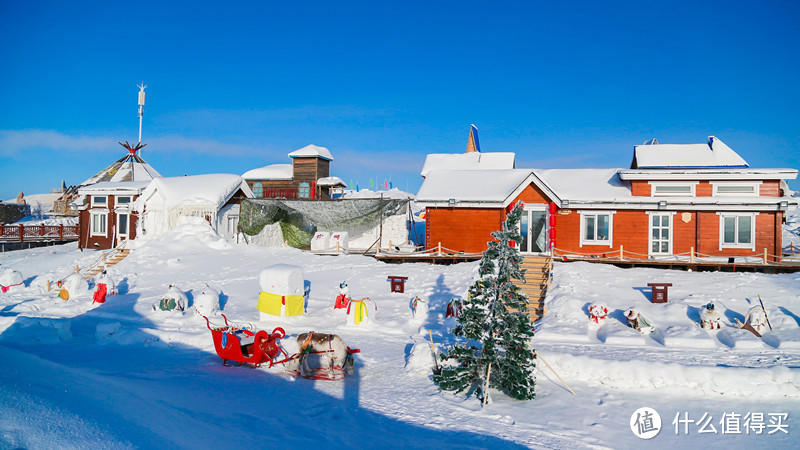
top-left (1, 1), bottom-right (799, 199)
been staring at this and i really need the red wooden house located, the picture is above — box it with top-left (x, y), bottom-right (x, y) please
top-left (73, 145), bottom-right (161, 250)
top-left (416, 137), bottom-right (798, 262)
top-left (242, 145), bottom-right (346, 200)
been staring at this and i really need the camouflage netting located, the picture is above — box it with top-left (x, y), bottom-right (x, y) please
top-left (240, 198), bottom-right (409, 249)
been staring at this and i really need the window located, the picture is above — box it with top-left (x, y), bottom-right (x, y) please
top-left (117, 196), bottom-right (131, 205)
top-left (91, 212), bottom-right (107, 236)
top-left (579, 211), bottom-right (614, 247)
top-left (712, 182), bottom-right (760, 197)
top-left (718, 213), bottom-right (756, 250)
top-left (298, 182), bottom-right (310, 199)
top-left (227, 216), bottom-right (238, 235)
top-left (253, 183), bottom-right (263, 198)
top-left (648, 213), bottom-right (673, 255)
top-left (118, 213), bottom-right (129, 236)
top-left (92, 195), bottom-right (107, 207)
top-left (650, 182), bottom-right (696, 197)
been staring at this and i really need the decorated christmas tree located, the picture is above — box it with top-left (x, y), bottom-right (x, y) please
top-left (433, 202), bottom-right (537, 401)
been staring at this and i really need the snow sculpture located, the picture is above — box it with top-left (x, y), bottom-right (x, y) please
top-left (330, 232), bottom-right (348, 252)
top-left (346, 297), bottom-right (376, 325)
top-left (155, 284), bottom-right (188, 311)
top-left (59, 273), bottom-right (89, 300)
top-left (699, 303), bottom-right (721, 330)
top-left (588, 303), bottom-right (609, 324)
top-left (310, 232), bottom-right (330, 252)
top-left (744, 306), bottom-right (769, 335)
top-left (194, 284), bottom-right (220, 317)
top-left (258, 264), bottom-right (306, 319)
top-left (92, 269), bottom-right (116, 304)
top-left (0, 268), bottom-right (24, 293)
top-left (625, 309), bottom-right (654, 334)
top-left (334, 281), bottom-right (350, 309)
top-left (410, 296), bottom-right (427, 320)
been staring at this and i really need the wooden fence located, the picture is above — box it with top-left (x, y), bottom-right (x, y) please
top-left (0, 224), bottom-right (79, 243)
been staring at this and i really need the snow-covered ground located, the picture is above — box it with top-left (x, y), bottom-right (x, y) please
top-left (0, 222), bottom-right (797, 448)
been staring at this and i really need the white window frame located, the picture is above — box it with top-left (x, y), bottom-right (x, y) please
top-left (579, 211), bottom-right (615, 248)
top-left (90, 210), bottom-right (108, 237)
top-left (117, 212), bottom-right (130, 238)
top-left (646, 211), bottom-right (676, 256)
top-left (711, 181), bottom-right (761, 197)
top-left (91, 195), bottom-right (108, 207)
top-left (649, 181), bottom-right (698, 197)
top-left (116, 195), bottom-right (132, 205)
top-left (717, 212), bottom-right (758, 250)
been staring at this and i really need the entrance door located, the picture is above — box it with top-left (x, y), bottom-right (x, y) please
top-left (519, 207), bottom-right (548, 254)
top-left (649, 213), bottom-right (672, 256)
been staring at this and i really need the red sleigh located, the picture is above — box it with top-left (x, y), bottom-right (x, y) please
top-left (203, 314), bottom-right (290, 368)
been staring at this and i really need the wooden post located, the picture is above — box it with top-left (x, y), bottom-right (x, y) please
top-left (39, 225), bottom-right (44, 236)
top-left (437, 242), bottom-right (442, 256)
top-left (19, 224), bottom-right (24, 242)
top-left (482, 362), bottom-right (492, 408)
top-left (46, 280), bottom-right (51, 292)
top-left (690, 246), bottom-right (695, 263)
top-left (619, 244), bottom-right (624, 260)
top-left (336, 240), bottom-right (340, 255)
top-left (59, 224), bottom-right (64, 240)
top-left (763, 248), bottom-right (768, 265)
top-left (0, 224), bottom-right (3, 238)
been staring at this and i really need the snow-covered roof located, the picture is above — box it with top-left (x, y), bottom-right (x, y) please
top-left (420, 152), bottom-right (515, 177)
top-left (80, 154), bottom-right (161, 186)
top-left (534, 169), bottom-right (630, 201)
top-left (78, 181), bottom-right (150, 195)
top-left (416, 169), bottom-right (532, 203)
top-left (633, 136), bottom-right (749, 169)
top-left (242, 164), bottom-right (293, 181)
top-left (316, 176), bottom-right (346, 187)
top-left (137, 174), bottom-right (253, 212)
top-left (288, 144), bottom-right (333, 161)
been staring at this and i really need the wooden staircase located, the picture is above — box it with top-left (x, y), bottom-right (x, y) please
top-left (83, 248), bottom-right (131, 280)
top-left (515, 255), bottom-right (553, 322)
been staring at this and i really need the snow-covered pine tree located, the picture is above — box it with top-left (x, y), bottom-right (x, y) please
top-left (433, 202), bottom-right (537, 401)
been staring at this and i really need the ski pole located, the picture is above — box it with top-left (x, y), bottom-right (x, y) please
top-left (538, 353), bottom-right (576, 396)
top-left (758, 295), bottom-right (773, 332)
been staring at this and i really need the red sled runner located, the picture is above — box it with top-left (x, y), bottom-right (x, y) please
top-left (203, 314), bottom-right (291, 368)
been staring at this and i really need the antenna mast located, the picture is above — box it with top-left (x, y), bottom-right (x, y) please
top-left (137, 83), bottom-right (147, 147)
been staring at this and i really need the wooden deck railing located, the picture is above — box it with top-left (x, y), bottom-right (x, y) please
top-left (0, 224), bottom-right (79, 242)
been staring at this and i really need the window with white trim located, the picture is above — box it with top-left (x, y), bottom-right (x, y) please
top-left (650, 182), bottom-right (696, 197)
top-left (116, 196), bottom-right (131, 205)
top-left (712, 182), bottom-right (760, 197)
top-left (92, 195), bottom-right (107, 207)
top-left (91, 212), bottom-right (107, 236)
top-left (719, 213), bottom-right (756, 249)
top-left (580, 212), bottom-right (613, 247)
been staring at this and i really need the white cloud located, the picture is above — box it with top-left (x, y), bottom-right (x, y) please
top-left (0, 129), bottom-right (112, 156)
top-left (0, 129), bottom-right (268, 158)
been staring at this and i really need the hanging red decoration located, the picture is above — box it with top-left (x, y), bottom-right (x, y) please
top-left (508, 239), bottom-right (516, 248)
